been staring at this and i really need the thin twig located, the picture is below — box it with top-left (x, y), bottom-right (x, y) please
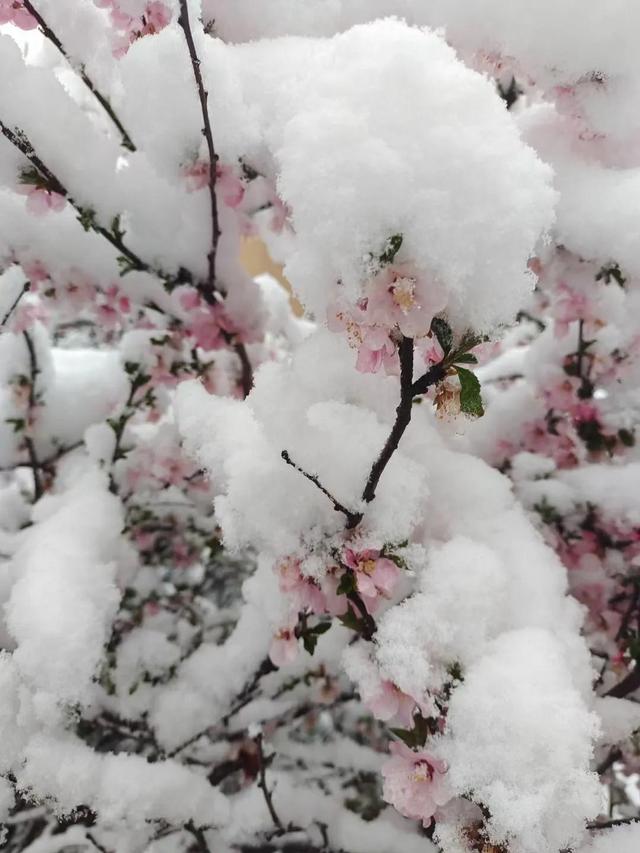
top-left (185, 821), bottom-right (211, 853)
top-left (234, 341), bottom-right (254, 398)
top-left (22, 331), bottom-right (43, 501)
top-left (281, 451), bottom-right (362, 529)
top-left (86, 831), bottom-right (113, 853)
top-left (177, 0), bottom-right (220, 297)
top-left (0, 120), bottom-right (146, 273)
top-left (1, 281), bottom-right (30, 328)
top-left (177, 4), bottom-right (253, 395)
top-left (22, 0), bottom-right (135, 151)
top-left (361, 339), bottom-right (445, 505)
top-left (588, 816), bottom-right (640, 830)
top-left (361, 336), bottom-right (415, 505)
top-left (255, 733), bottom-right (284, 834)
top-left (604, 666), bottom-right (640, 699)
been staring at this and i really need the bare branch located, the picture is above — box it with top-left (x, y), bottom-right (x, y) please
top-left (177, 0), bottom-right (220, 298)
top-left (281, 450), bottom-right (363, 529)
top-left (1, 280), bottom-right (30, 328)
top-left (255, 733), bottom-right (285, 834)
top-left (22, 0), bottom-right (135, 151)
top-left (22, 330), bottom-right (44, 501)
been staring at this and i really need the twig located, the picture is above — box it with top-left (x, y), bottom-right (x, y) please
top-left (1, 281), bottom-right (30, 328)
top-left (178, 0), bottom-right (220, 298)
top-left (235, 341), bottom-right (253, 398)
top-left (22, 0), bottom-right (135, 151)
top-left (346, 589), bottom-right (377, 640)
top-left (281, 451), bottom-right (363, 529)
top-left (86, 831), bottom-right (113, 853)
top-left (186, 821), bottom-right (211, 853)
top-left (0, 120), bottom-right (146, 273)
top-left (255, 733), bottom-right (284, 834)
top-left (604, 666), bottom-right (640, 699)
top-left (177, 4), bottom-right (253, 395)
top-left (361, 339), bottom-right (445, 505)
top-left (22, 331), bottom-right (43, 501)
top-left (588, 816), bottom-right (640, 830)
top-left (596, 746), bottom-right (622, 776)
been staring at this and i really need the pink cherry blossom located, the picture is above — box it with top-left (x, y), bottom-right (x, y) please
top-left (355, 327), bottom-right (398, 374)
top-left (552, 281), bottom-right (596, 337)
top-left (381, 741), bottom-right (450, 825)
top-left (269, 625), bottom-right (299, 668)
top-left (216, 164), bottom-right (245, 208)
top-left (21, 259), bottom-right (49, 286)
top-left (183, 161), bottom-right (210, 193)
top-left (0, 1), bottom-right (37, 29)
top-left (18, 186), bottom-right (66, 216)
top-left (343, 548), bottom-right (400, 602)
top-left (275, 555), bottom-right (327, 614)
top-left (143, 1), bottom-right (171, 34)
top-left (367, 680), bottom-right (418, 727)
top-left (367, 263), bottom-right (447, 339)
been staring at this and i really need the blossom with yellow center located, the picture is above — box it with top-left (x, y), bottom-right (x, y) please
top-left (391, 275), bottom-right (417, 314)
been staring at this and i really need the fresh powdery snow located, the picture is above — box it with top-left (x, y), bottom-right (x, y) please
top-left (0, 2), bottom-right (639, 852)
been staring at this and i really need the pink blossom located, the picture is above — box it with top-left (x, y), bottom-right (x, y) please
top-left (367, 263), bottom-right (447, 339)
top-left (18, 186), bottom-right (66, 216)
top-left (143, 1), bottom-right (171, 34)
top-left (216, 164), bottom-right (245, 208)
top-left (177, 286), bottom-right (202, 311)
top-left (269, 625), bottom-right (299, 668)
top-left (552, 282), bottom-right (594, 337)
top-left (183, 161), bottom-right (210, 193)
top-left (381, 741), bottom-right (450, 825)
top-left (355, 327), bottom-right (398, 374)
top-left (275, 556), bottom-right (326, 614)
top-left (21, 260), bottom-right (49, 286)
top-left (343, 548), bottom-right (400, 602)
top-left (367, 680), bottom-right (417, 727)
top-left (189, 308), bottom-right (226, 351)
top-left (0, 1), bottom-right (37, 29)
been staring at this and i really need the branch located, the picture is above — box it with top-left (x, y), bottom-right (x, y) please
top-left (177, 3), bottom-right (253, 395)
top-left (185, 821), bottom-right (211, 853)
top-left (234, 341), bottom-right (254, 398)
top-left (361, 339), bottom-right (446, 506)
top-left (178, 0), bottom-right (220, 298)
top-left (361, 336), bottom-right (414, 505)
top-left (281, 450), bottom-right (363, 529)
top-left (22, 0), bottom-right (135, 151)
top-left (255, 733), bottom-right (285, 834)
top-left (1, 280), bottom-right (30, 328)
top-left (587, 817), bottom-right (640, 831)
top-left (604, 666), bottom-right (640, 699)
top-left (22, 331), bottom-right (44, 501)
top-left (0, 120), bottom-right (194, 291)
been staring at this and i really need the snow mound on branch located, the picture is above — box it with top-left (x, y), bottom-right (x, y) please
top-left (6, 470), bottom-right (122, 708)
top-left (441, 630), bottom-right (601, 853)
top-left (218, 19), bottom-right (554, 331)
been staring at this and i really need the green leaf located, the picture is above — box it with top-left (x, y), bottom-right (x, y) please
top-left (390, 715), bottom-right (428, 749)
top-left (301, 622), bottom-right (331, 656)
top-left (337, 606), bottom-right (361, 632)
top-left (431, 317), bottom-right (453, 356)
top-left (618, 428), bottom-right (635, 448)
top-left (336, 571), bottom-right (357, 596)
top-left (379, 234), bottom-right (403, 266)
top-left (389, 727), bottom-right (417, 748)
top-left (77, 207), bottom-right (97, 233)
top-left (5, 417), bottom-right (25, 433)
top-left (453, 352), bottom-right (478, 365)
top-left (456, 367), bottom-right (484, 418)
